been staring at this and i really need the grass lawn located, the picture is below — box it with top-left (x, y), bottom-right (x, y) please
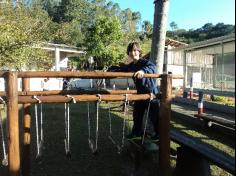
top-left (0, 102), bottom-right (235, 176)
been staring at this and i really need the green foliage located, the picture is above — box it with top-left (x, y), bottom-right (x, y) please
top-left (211, 95), bottom-right (235, 106)
top-left (140, 20), bottom-right (153, 40)
top-left (167, 22), bottom-right (235, 44)
top-left (1, 0), bottom-right (144, 71)
top-left (120, 8), bottom-right (141, 42)
top-left (84, 16), bottom-right (124, 70)
top-left (0, 4), bottom-right (52, 70)
top-left (1, 1), bottom-right (234, 72)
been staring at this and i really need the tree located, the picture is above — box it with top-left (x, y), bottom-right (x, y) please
top-left (170, 21), bottom-right (178, 31)
top-left (141, 20), bottom-right (153, 39)
top-left (120, 8), bottom-right (141, 42)
top-left (169, 21), bottom-right (178, 38)
top-left (84, 16), bottom-right (124, 70)
top-left (0, 3), bottom-right (52, 70)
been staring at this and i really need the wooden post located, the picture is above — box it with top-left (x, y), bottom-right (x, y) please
top-left (22, 78), bottom-right (31, 176)
top-left (159, 74), bottom-right (172, 176)
top-left (6, 71), bottom-right (20, 176)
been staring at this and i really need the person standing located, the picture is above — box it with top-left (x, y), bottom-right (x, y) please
top-left (108, 42), bottom-right (160, 141)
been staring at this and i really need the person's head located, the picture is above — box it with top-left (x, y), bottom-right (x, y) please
top-left (126, 42), bottom-right (142, 63)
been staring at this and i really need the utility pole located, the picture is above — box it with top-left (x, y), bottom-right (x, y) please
top-left (150, 0), bottom-right (170, 75)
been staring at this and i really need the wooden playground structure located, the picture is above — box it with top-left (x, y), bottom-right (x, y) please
top-left (0, 71), bottom-right (182, 176)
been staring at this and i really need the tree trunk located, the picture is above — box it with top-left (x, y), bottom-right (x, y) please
top-left (150, 0), bottom-right (170, 75)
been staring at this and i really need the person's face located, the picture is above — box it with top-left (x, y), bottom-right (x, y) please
top-left (129, 45), bottom-right (140, 63)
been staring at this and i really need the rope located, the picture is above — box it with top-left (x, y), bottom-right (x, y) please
top-left (64, 94), bottom-right (76, 158)
top-left (107, 94), bottom-right (129, 154)
top-left (87, 102), bottom-right (96, 154)
top-left (34, 101), bottom-right (40, 158)
top-left (87, 102), bottom-right (91, 141)
top-left (40, 103), bottom-right (44, 146)
top-left (95, 94), bottom-right (101, 152)
top-left (107, 102), bottom-right (123, 154)
top-left (0, 97), bottom-right (8, 166)
top-left (87, 94), bottom-right (101, 154)
top-left (108, 102), bottom-right (112, 136)
top-left (142, 93), bottom-right (154, 144)
top-left (33, 95), bottom-right (43, 159)
top-left (121, 94), bottom-right (129, 147)
top-left (64, 103), bottom-right (71, 158)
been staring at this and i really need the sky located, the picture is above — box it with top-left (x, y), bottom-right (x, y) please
top-left (113, 0), bottom-right (235, 30)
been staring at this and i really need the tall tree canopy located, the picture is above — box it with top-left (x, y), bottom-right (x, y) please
top-left (84, 16), bottom-right (124, 70)
top-left (0, 3), bottom-right (52, 70)
top-left (0, 0), bottom-right (234, 71)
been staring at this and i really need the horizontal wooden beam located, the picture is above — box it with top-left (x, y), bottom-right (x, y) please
top-left (0, 71), bottom-right (183, 79)
top-left (17, 94), bottom-right (154, 104)
top-left (0, 89), bottom-right (137, 96)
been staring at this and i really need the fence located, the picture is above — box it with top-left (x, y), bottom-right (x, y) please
top-left (0, 71), bottom-right (183, 176)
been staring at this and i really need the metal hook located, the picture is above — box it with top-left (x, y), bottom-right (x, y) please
top-left (96, 94), bottom-right (102, 103)
top-left (66, 95), bottom-right (76, 104)
top-left (32, 95), bottom-right (42, 104)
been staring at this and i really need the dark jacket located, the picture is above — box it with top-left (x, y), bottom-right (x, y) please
top-left (109, 59), bottom-right (159, 95)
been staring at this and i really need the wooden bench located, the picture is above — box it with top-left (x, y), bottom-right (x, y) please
top-left (194, 113), bottom-right (235, 130)
top-left (170, 130), bottom-right (235, 176)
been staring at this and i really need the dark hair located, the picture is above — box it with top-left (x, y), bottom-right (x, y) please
top-left (126, 42), bottom-right (142, 57)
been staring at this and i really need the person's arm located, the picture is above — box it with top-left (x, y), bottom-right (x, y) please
top-left (134, 60), bottom-right (157, 79)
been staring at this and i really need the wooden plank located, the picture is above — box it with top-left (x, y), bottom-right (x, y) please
top-left (194, 113), bottom-right (235, 129)
top-left (0, 89), bottom-right (138, 96)
top-left (17, 71), bottom-right (162, 78)
top-left (0, 71), bottom-right (183, 79)
top-left (17, 94), bottom-right (154, 104)
top-left (170, 130), bottom-right (235, 174)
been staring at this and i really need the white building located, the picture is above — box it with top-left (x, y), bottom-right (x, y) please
top-left (0, 43), bottom-right (86, 91)
top-left (167, 34), bottom-right (235, 96)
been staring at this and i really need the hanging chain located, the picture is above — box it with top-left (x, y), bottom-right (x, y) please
top-left (0, 97), bottom-right (8, 166)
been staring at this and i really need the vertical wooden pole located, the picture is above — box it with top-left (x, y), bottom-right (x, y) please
top-left (6, 71), bottom-right (20, 176)
top-left (22, 78), bottom-right (31, 176)
top-left (159, 74), bottom-right (172, 176)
